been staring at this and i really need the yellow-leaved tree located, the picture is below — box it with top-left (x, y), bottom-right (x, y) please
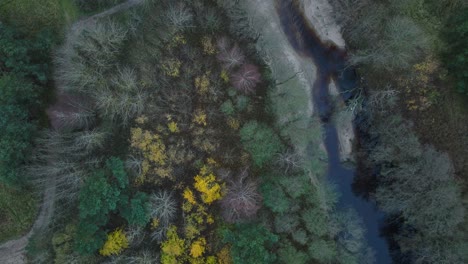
top-left (190, 237), bottom-right (206, 258)
top-left (161, 225), bottom-right (186, 264)
top-left (194, 166), bottom-right (224, 204)
top-left (99, 228), bottom-right (129, 256)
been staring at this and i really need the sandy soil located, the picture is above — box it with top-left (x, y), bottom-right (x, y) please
top-left (328, 80), bottom-right (355, 162)
top-left (301, 0), bottom-right (346, 48)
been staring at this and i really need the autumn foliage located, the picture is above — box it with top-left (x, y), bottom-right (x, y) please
top-left (99, 228), bottom-right (129, 256)
top-left (194, 168), bottom-right (224, 204)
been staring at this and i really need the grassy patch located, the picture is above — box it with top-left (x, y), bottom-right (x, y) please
top-left (0, 184), bottom-right (37, 243)
top-left (60, 0), bottom-right (81, 25)
top-left (0, 0), bottom-right (80, 34)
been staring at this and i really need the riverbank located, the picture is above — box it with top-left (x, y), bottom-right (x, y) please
top-left (234, 0), bottom-right (392, 262)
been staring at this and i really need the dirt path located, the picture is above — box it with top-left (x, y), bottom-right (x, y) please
top-left (0, 1), bottom-right (142, 263)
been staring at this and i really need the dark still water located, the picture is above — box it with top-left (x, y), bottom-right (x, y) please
top-left (276, 1), bottom-right (391, 263)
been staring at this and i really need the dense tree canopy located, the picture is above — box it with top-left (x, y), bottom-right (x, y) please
top-left (0, 22), bottom-right (53, 186)
top-left (443, 8), bottom-right (468, 94)
top-left (222, 223), bottom-right (278, 264)
top-left (240, 121), bottom-right (284, 167)
top-left (0, 22), bottom-right (52, 83)
top-left (76, 157), bottom-right (149, 254)
top-left (0, 75), bottom-right (39, 186)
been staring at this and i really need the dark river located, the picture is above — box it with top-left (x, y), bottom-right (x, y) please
top-left (276, 1), bottom-right (392, 263)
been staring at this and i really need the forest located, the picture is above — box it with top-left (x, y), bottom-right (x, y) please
top-left (0, 0), bottom-right (467, 263)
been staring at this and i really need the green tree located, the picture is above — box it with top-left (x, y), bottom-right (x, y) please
top-left (301, 207), bottom-right (329, 237)
top-left (376, 146), bottom-right (464, 236)
top-left (308, 239), bottom-right (337, 263)
top-left (240, 121), bottom-right (283, 167)
top-left (120, 192), bottom-right (150, 226)
top-left (78, 170), bottom-right (121, 222)
top-left (0, 22), bottom-right (52, 83)
top-left (0, 75), bottom-right (39, 186)
top-left (260, 181), bottom-right (291, 214)
top-left (443, 8), bottom-right (468, 94)
top-left (222, 223), bottom-right (278, 264)
top-left (75, 219), bottom-right (107, 254)
top-left (278, 242), bottom-right (309, 264)
top-left (76, 157), bottom-right (132, 254)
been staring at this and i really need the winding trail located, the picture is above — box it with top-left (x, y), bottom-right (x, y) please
top-left (0, 1), bottom-right (143, 263)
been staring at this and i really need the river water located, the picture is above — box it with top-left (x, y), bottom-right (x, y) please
top-left (276, 1), bottom-right (392, 263)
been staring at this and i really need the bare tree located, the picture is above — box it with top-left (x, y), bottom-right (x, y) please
top-left (165, 2), bottom-right (193, 31)
top-left (220, 168), bottom-right (262, 223)
top-left (55, 20), bottom-right (128, 93)
top-left (94, 67), bottom-right (146, 124)
top-left (149, 190), bottom-right (177, 225)
top-left (349, 17), bottom-right (429, 71)
top-left (125, 155), bottom-right (144, 176)
top-left (367, 88), bottom-right (399, 113)
top-left (276, 149), bottom-right (303, 173)
top-left (231, 64), bottom-right (262, 94)
top-left (217, 37), bottom-right (245, 69)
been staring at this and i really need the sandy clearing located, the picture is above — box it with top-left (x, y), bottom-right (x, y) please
top-left (301, 0), bottom-right (346, 48)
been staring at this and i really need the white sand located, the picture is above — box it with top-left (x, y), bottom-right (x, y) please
top-left (301, 0), bottom-right (346, 48)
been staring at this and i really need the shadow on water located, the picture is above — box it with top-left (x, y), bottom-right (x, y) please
top-left (276, 1), bottom-right (392, 263)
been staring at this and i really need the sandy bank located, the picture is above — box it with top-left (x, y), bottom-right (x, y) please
top-left (247, 0), bottom-right (354, 162)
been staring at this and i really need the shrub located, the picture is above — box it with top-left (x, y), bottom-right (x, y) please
top-left (220, 100), bottom-right (235, 116)
top-left (0, 184), bottom-right (37, 243)
top-left (231, 64), bottom-right (261, 94)
top-left (235, 95), bottom-right (250, 111)
top-left (240, 121), bottom-right (284, 167)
